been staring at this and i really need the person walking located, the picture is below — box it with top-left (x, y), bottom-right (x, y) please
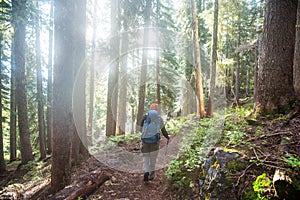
top-left (140, 103), bottom-right (170, 182)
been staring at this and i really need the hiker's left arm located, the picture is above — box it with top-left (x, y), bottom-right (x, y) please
top-left (161, 126), bottom-right (170, 140)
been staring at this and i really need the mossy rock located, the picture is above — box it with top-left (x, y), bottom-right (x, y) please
top-left (199, 147), bottom-right (245, 200)
top-left (226, 159), bottom-right (247, 173)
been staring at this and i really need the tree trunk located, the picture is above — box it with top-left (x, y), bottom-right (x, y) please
top-left (273, 169), bottom-right (298, 200)
top-left (35, 2), bottom-right (46, 160)
top-left (224, 68), bottom-right (231, 102)
top-left (10, 41), bottom-right (17, 162)
top-left (76, 0), bottom-right (88, 159)
top-left (156, 0), bottom-right (161, 113)
top-left (131, 105), bottom-right (135, 133)
top-left (136, 0), bottom-right (151, 132)
top-left (117, 7), bottom-right (130, 135)
top-left (254, 0), bottom-right (262, 103)
top-left (0, 35), bottom-right (6, 173)
top-left (156, 49), bottom-right (161, 113)
top-left (255, 0), bottom-right (297, 114)
top-left (12, 0), bottom-right (34, 164)
top-left (46, 0), bottom-right (54, 155)
top-left (235, 14), bottom-right (241, 105)
top-left (106, 0), bottom-right (120, 137)
top-left (224, 35), bottom-right (231, 102)
top-left (192, 0), bottom-right (206, 117)
top-left (182, 81), bottom-right (188, 116)
top-left (254, 43), bottom-right (259, 101)
top-left (246, 66), bottom-right (250, 96)
top-left (71, 0), bottom-right (88, 165)
top-left (87, 0), bottom-right (97, 146)
top-left (183, 32), bottom-right (195, 116)
top-left (7, 37), bottom-right (17, 162)
top-left (51, 0), bottom-right (75, 193)
top-left (207, 0), bottom-right (218, 117)
top-left (294, 0), bottom-right (300, 99)
top-left (117, 28), bottom-right (129, 135)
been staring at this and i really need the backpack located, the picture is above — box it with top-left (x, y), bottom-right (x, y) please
top-left (141, 110), bottom-right (161, 143)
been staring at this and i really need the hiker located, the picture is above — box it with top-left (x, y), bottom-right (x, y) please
top-left (140, 103), bottom-right (170, 182)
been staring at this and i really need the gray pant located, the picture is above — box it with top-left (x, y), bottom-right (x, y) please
top-left (141, 142), bottom-right (159, 173)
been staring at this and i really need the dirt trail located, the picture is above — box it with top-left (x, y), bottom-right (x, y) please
top-left (84, 138), bottom-right (174, 200)
top-left (89, 165), bottom-right (171, 200)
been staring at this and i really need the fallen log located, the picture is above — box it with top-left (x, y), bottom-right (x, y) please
top-left (23, 179), bottom-right (51, 200)
top-left (49, 170), bottom-right (111, 200)
top-left (273, 169), bottom-right (299, 200)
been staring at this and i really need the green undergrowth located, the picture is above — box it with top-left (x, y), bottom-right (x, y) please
top-left (165, 113), bottom-right (226, 198)
top-left (21, 160), bottom-right (51, 181)
top-left (0, 158), bottom-right (51, 196)
top-left (165, 105), bottom-right (275, 195)
top-left (108, 133), bottom-right (140, 145)
top-left (165, 104), bottom-right (300, 199)
top-left (244, 173), bottom-right (273, 200)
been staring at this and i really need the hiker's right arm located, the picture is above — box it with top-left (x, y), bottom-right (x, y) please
top-left (159, 117), bottom-right (170, 140)
top-left (140, 114), bottom-right (147, 127)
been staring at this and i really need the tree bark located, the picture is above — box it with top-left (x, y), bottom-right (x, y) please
top-left (294, 0), bottom-right (300, 99)
top-left (12, 0), bottom-right (34, 164)
top-left (246, 66), bottom-right (250, 96)
top-left (71, 0), bottom-right (88, 165)
top-left (273, 169), bottom-right (298, 200)
top-left (192, 0), bottom-right (206, 117)
top-left (10, 40), bottom-right (17, 162)
top-left (255, 0), bottom-right (297, 114)
top-left (117, 26), bottom-right (129, 135)
top-left (156, 0), bottom-right (161, 113)
top-left (76, 0), bottom-right (88, 159)
top-left (156, 49), bottom-right (161, 113)
top-left (87, 0), bottom-right (97, 146)
top-left (207, 0), bottom-right (218, 117)
top-left (235, 56), bottom-right (240, 104)
top-left (106, 0), bottom-right (120, 137)
top-left (136, 0), bottom-right (151, 132)
top-left (46, 0), bottom-right (54, 155)
top-left (254, 0), bottom-right (262, 103)
top-left (51, 0), bottom-right (75, 193)
top-left (0, 35), bottom-right (6, 173)
top-left (183, 31), bottom-right (195, 116)
top-left (254, 43), bottom-right (259, 101)
top-left (35, 1), bottom-right (47, 160)
top-left (235, 13), bottom-right (241, 105)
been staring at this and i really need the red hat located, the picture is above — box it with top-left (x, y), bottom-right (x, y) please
top-left (150, 103), bottom-right (159, 111)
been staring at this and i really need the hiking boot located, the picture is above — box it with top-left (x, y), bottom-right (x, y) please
top-left (144, 172), bottom-right (149, 182)
top-left (148, 171), bottom-right (155, 180)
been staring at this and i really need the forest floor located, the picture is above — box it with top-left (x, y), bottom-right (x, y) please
top-left (87, 158), bottom-right (171, 200)
top-left (0, 138), bottom-right (173, 200)
top-left (84, 138), bottom-right (173, 200)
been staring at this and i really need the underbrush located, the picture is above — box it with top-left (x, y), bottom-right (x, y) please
top-left (165, 114), bottom-right (225, 198)
top-left (165, 104), bottom-right (300, 199)
top-left (0, 158), bottom-right (51, 199)
top-left (108, 133), bottom-right (140, 146)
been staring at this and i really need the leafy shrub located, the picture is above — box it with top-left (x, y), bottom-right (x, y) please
top-left (165, 115), bottom-right (221, 197)
top-left (108, 133), bottom-right (140, 145)
top-left (252, 173), bottom-right (272, 200)
top-left (283, 155), bottom-right (300, 169)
